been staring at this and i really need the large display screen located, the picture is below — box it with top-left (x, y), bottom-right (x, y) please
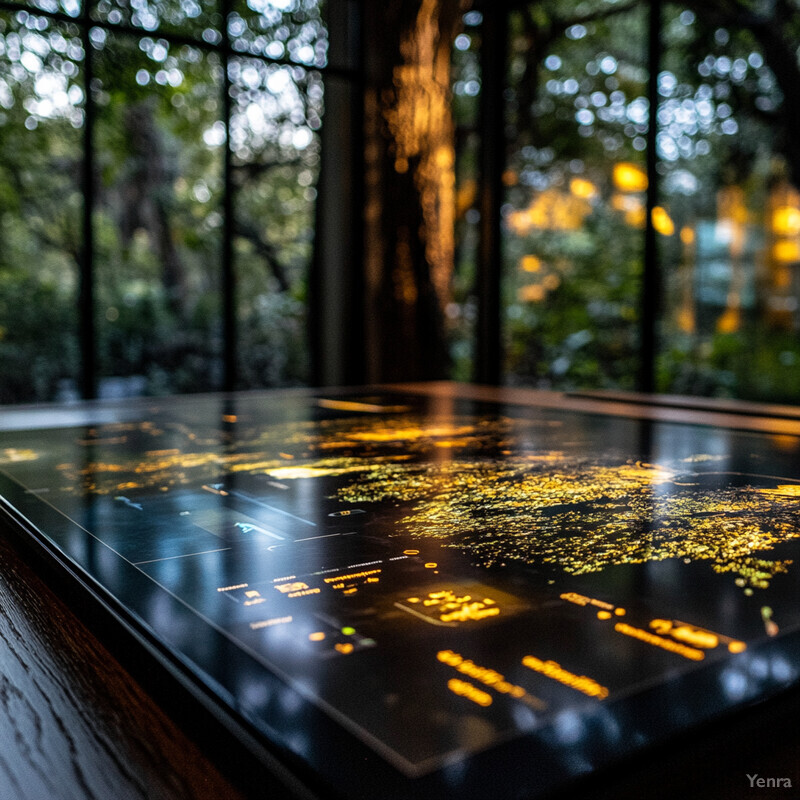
top-left (1, 387), bottom-right (799, 799)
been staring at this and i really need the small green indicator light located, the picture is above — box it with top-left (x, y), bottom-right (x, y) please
top-left (341, 626), bottom-right (356, 636)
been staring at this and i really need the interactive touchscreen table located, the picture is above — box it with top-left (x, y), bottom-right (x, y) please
top-left (1, 384), bottom-right (799, 799)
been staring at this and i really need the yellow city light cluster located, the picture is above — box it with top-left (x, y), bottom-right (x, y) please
top-left (440, 603), bottom-right (498, 623)
top-left (288, 587), bottom-right (320, 598)
top-left (447, 678), bottom-right (493, 707)
top-left (647, 618), bottom-right (744, 653)
top-left (324, 569), bottom-right (382, 584)
top-left (522, 655), bottom-right (609, 700)
top-left (274, 581), bottom-right (320, 599)
top-left (437, 650), bottom-right (545, 710)
top-left (614, 622), bottom-right (705, 661)
top-left (266, 464), bottom-right (376, 480)
top-left (649, 619), bottom-right (718, 649)
top-left (275, 582), bottom-right (309, 594)
top-left (335, 440), bottom-right (800, 589)
top-left (407, 589), bottom-right (500, 623)
top-left (560, 592), bottom-right (624, 616)
top-left (757, 484), bottom-right (800, 497)
top-left (132, 452), bottom-right (221, 473)
top-left (324, 568), bottom-right (382, 596)
top-left (560, 589), bottom-right (746, 656)
top-left (45, 414), bottom-right (800, 596)
top-left (51, 413), bottom-right (514, 496)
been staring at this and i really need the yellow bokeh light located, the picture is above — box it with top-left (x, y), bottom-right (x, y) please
top-left (613, 162), bottom-right (648, 193)
top-left (507, 188), bottom-right (591, 234)
top-left (570, 177), bottom-right (598, 200)
top-left (774, 266), bottom-right (792, 288)
top-left (716, 308), bottom-right (740, 334)
top-left (676, 307), bottom-right (695, 334)
top-left (611, 192), bottom-right (646, 228)
top-left (772, 240), bottom-right (800, 263)
top-left (520, 255), bottom-right (542, 273)
top-left (456, 179), bottom-right (477, 215)
top-left (627, 208), bottom-right (646, 228)
top-left (518, 284), bottom-right (546, 302)
top-left (680, 225), bottom-right (695, 245)
top-left (651, 206), bottom-right (675, 236)
top-left (772, 205), bottom-right (800, 236)
top-left (435, 145), bottom-right (454, 169)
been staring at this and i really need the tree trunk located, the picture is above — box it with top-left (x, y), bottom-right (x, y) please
top-left (122, 100), bottom-right (188, 319)
top-left (362, 0), bottom-right (467, 382)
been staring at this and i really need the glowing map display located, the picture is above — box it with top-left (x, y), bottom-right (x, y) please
top-left (1, 388), bottom-right (799, 799)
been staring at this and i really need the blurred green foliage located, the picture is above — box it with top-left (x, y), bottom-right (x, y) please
top-left (0, 1), bottom-right (322, 403)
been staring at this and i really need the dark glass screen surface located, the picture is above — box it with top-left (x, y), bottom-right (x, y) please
top-left (1, 388), bottom-right (799, 799)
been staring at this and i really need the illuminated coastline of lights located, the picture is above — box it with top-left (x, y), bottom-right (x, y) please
top-left (337, 454), bottom-right (799, 588)
top-left (31, 413), bottom-right (800, 590)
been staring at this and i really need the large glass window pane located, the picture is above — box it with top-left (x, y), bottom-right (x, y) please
top-left (92, 29), bottom-right (224, 395)
top-left (229, 0), bottom-right (326, 68)
top-left (449, 6), bottom-right (481, 381)
top-left (0, 11), bottom-right (82, 403)
top-left (229, 56), bottom-right (321, 387)
top-left (19, 0), bottom-right (81, 19)
top-left (503, 0), bottom-right (647, 390)
top-left (657, 5), bottom-right (800, 401)
top-left (91, 0), bottom-right (220, 41)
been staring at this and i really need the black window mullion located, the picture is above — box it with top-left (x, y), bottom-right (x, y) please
top-left (474, 4), bottom-right (507, 387)
top-left (221, 0), bottom-right (236, 392)
top-left (640, 0), bottom-right (662, 394)
top-left (80, 0), bottom-right (96, 399)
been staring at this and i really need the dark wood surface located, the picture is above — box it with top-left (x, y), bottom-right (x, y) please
top-left (0, 526), bottom-right (246, 800)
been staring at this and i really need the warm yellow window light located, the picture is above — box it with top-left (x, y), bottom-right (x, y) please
top-left (613, 162), bottom-right (648, 193)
